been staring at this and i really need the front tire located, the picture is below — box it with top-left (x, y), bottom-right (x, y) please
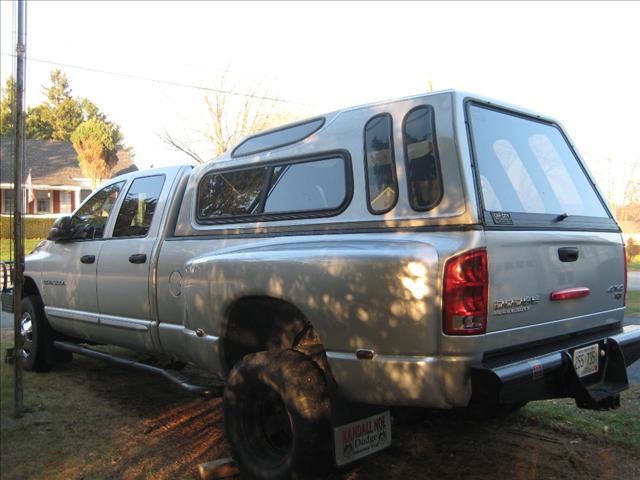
top-left (224, 349), bottom-right (332, 479)
top-left (19, 295), bottom-right (54, 372)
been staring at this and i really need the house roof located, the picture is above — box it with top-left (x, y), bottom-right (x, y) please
top-left (0, 138), bottom-right (137, 187)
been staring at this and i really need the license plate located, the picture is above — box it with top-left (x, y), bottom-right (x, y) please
top-left (573, 343), bottom-right (599, 378)
top-left (333, 410), bottom-right (391, 467)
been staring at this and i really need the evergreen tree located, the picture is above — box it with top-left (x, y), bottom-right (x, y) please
top-left (40, 69), bottom-right (84, 140)
top-left (71, 117), bottom-right (120, 188)
top-left (0, 76), bottom-right (16, 137)
top-left (25, 104), bottom-right (53, 140)
top-left (17, 69), bottom-right (123, 144)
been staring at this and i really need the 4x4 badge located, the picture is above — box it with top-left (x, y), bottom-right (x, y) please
top-left (607, 284), bottom-right (624, 300)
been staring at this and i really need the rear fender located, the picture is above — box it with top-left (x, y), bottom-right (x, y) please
top-left (182, 237), bottom-right (441, 360)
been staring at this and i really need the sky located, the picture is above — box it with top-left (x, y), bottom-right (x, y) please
top-left (1, 1), bottom-right (639, 204)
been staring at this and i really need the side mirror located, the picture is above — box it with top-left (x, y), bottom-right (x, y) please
top-left (47, 216), bottom-right (73, 242)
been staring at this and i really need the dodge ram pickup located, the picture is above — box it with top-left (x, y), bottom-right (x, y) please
top-left (11, 90), bottom-right (640, 479)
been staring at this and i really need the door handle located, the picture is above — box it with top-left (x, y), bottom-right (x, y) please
top-left (80, 255), bottom-right (95, 264)
top-left (128, 253), bottom-right (147, 264)
top-left (558, 247), bottom-right (579, 262)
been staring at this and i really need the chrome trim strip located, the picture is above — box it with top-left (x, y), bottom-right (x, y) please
top-left (100, 314), bottom-right (151, 332)
top-left (44, 306), bottom-right (153, 332)
top-left (45, 306), bottom-right (99, 325)
top-left (158, 323), bottom-right (184, 332)
top-left (158, 322), bottom-right (219, 341)
top-left (325, 351), bottom-right (447, 364)
top-left (485, 307), bottom-right (624, 337)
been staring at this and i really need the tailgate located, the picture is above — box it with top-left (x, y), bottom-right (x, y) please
top-left (486, 230), bottom-right (625, 332)
top-left (466, 101), bottom-right (625, 335)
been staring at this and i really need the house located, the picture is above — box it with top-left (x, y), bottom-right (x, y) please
top-left (0, 138), bottom-right (137, 216)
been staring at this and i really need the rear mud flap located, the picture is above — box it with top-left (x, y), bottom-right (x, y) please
top-left (329, 396), bottom-right (391, 467)
top-left (471, 327), bottom-right (640, 410)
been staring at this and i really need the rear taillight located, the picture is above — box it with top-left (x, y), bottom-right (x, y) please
top-left (443, 249), bottom-right (488, 335)
top-left (623, 245), bottom-right (628, 306)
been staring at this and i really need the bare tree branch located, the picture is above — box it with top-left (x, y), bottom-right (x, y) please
top-left (157, 129), bottom-right (205, 163)
top-left (160, 66), bottom-right (309, 162)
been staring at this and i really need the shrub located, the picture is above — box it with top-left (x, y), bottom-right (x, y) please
top-left (0, 215), bottom-right (55, 239)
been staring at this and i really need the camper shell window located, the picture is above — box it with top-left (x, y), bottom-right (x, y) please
top-left (197, 153), bottom-right (351, 224)
top-left (231, 118), bottom-right (325, 157)
top-left (402, 106), bottom-right (443, 211)
top-left (466, 102), bottom-right (616, 230)
top-left (364, 113), bottom-right (398, 214)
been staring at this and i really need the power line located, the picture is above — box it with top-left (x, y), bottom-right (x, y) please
top-left (0, 52), bottom-right (316, 107)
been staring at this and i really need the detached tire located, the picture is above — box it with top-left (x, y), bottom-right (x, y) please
top-left (224, 350), bottom-right (332, 480)
top-left (20, 295), bottom-right (54, 372)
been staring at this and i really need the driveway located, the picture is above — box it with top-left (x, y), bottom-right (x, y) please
top-left (629, 271), bottom-right (640, 291)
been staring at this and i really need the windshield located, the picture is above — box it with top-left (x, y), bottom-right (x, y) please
top-left (468, 104), bottom-right (609, 219)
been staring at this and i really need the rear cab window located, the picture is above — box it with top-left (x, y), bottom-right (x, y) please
top-left (466, 103), bottom-right (617, 230)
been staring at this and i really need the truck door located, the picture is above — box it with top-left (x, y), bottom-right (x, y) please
top-left (41, 181), bottom-right (125, 340)
top-left (96, 174), bottom-right (166, 352)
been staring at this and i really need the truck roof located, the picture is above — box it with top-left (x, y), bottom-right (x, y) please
top-left (109, 163), bottom-right (192, 184)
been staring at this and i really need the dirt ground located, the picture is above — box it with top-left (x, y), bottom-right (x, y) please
top-left (1, 342), bottom-right (639, 480)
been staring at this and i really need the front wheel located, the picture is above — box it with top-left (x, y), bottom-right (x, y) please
top-left (224, 349), bottom-right (332, 479)
top-left (19, 295), bottom-right (54, 372)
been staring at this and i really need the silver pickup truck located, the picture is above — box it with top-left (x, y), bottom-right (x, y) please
top-left (14, 90), bottom-right (640, 479)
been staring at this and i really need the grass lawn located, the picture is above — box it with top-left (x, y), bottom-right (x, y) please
top-left (627, 291), bottom-right (640, 316)
top-left (520, 391), bottom-right (640, 452)
top-left (629, 255), bottom-right (640, 271)
top-left (0, 330), bottom-right (230, 480)
top-left (0, 239), bottom-right (44, 263)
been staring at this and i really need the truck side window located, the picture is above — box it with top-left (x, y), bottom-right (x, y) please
top-left (403, 106), bottom-right (442, 211)
top-left (364, 114), bottom-right (397, 213)
top-left (71, 181), bottom-right (125, 240)
top-left (113, 175), bottom-right (166, 237)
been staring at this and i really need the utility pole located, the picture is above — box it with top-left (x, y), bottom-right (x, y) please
top-left (12, 0), bottom-right (27, 419)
